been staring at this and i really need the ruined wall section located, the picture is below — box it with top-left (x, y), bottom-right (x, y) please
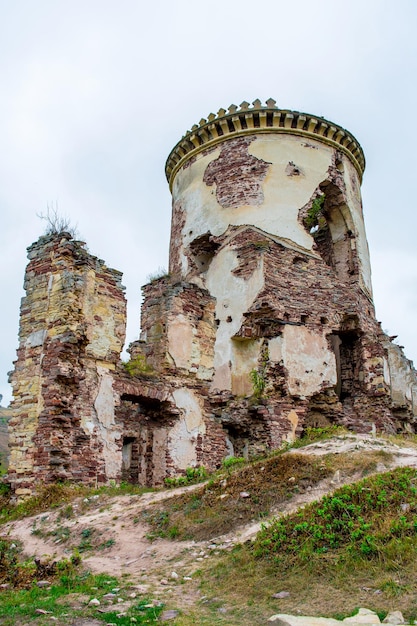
top-left (8, 233), bottom-right (126, 497)
top-left (140, 278), bottom-right (216, 380)
top-left (382, 340), bottom-right (417, 428)
top-left (239, 232), bottom-right (396, 432)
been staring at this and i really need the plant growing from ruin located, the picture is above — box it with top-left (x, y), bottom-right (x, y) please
top-left (250, 346), bottom-right (269, 397)
top-left (253, 240), bottom-right (270, 251)
top-left (37, 204), bottom-right (78, 238)
top-left (123, 354), bottom-right (155, 377)
top-left (250, 369), bottom-right (266, 397)
top-left (146, 266), bottom-right (170, 283)
top-left (222, 456), bottom-right (246, 469)
top-left (305, 193), bottom-right (326, 229)
top-left (164, 466), bottom-right (208, 488)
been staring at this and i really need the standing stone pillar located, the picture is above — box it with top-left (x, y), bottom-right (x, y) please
top-left (8, 232), bottom-right (126, 497)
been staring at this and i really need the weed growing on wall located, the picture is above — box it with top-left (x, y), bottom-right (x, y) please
top-left (146, 266), bottom-right (170, 282)
top-left (250, 345), bottom-right (269, 397)
top-left (250, 369), bottom-right (266, 397)
top-left (37, 204), bottom-right (78, 238)
top-left (305, 193), bottom-right (325, 228)
top-left (123, 354), bottom-right (155, 377)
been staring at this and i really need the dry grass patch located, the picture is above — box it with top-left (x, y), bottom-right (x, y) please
top-left (143, 449), bottom-right (391, 541)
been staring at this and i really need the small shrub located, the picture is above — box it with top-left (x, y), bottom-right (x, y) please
top-left (37, 205), bottom-right (78, 238)
top-left (305, 194), bottom-right (325, 228)
top-left (123, 354), bottom-right (155, 377)
top-left (250, 369), bottom-right (266, 397)
top-left (253, 240), bottom-right (270, 250)
top-left (164, 466), bottom-right (207, 488)
top-left (58, 504), bottom-right (74, 520)
top-left (301, 425), bottom-right (347, 443)
top-left (98, 538), bottom-right (115, 550)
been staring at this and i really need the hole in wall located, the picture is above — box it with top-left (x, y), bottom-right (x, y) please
top-left (188, 232), bottom-right (220, 274)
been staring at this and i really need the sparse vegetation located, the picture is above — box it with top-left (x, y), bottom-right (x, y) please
top-left (305, 193), bottom-right (326, 228)
top-left (250, 347), bottom-right (269, 397)
top-left (250, 368), bottom-right (266, 397)
top-left (253, 240), bottom-right (270, 250)
top-left (0, 481), bottom-right (151, 525)
top-left (123, 353), bottom-right (155, 377)
top-left (294, 424), bottom-right (349, 446)
top-left (37, 205), bottom-right (78, 238)
top-left (164, 466), bottom-right (208, 488)
top-left (142, 450), bottom-right (387, 542)
top-left (146, 266), bottom-right (170, 283)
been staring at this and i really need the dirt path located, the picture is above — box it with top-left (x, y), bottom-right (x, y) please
top-left (5, 434), bottom-right (417, 610)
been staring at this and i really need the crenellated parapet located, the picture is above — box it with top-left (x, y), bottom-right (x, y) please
top-left (165, 99), bottom-right (365, 189)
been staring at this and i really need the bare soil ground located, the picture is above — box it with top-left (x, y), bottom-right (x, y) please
top-left (4, 434), bottom-right (417, 622)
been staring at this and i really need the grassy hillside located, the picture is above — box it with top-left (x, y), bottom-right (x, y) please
top-left (1, 430), bottom-right (417, 624)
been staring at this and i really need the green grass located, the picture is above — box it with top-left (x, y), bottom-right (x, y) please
top-left (0, 573), bottom-right (164, 625)
top-left (195, 466), bottom-right (417, 623)
top-left (254, 466), bottom-right (417, 564)
top-left (0, 537), bottom-right (166, 625)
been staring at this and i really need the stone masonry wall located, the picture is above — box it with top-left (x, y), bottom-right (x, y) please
top-left (8, 102), bottom-right (417, 495)
top-left (8, 233), bottom-right (126, 497)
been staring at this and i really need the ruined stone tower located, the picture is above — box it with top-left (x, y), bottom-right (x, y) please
top-left (8, 100), bottom-right (417, 496)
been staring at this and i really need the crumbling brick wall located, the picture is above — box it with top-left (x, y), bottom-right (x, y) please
top-left (8, 101), bottom-right (417, 497)
top-left (8, 233), bottom-right (126, 497)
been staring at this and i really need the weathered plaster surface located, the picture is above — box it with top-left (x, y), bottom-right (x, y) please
top-left (231, 338), bottom-right (262, 396)
top-left (203, 136), bottom-right (270, 208)
top-left (205, 246), bottom-right (264, 391)
top-left (93, 365), bottom-right (121, 478)
top-left (342, 156), bottom-right (373, 297)
top-left (277, 326), bottom-right (337, 397)
top-left (169, 389), bottom-right (205, 468)
top-left (8, 234), bottom-right (126, 494)
top-left (8, 106), bottom-right (417, 496)
top-left (385, 342), bottom-right (417, 416)
top-left (167, 313), bottom-right (194, 369)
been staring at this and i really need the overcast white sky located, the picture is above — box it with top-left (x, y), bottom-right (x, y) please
top-left (1, 0), bottom-right (416, 406)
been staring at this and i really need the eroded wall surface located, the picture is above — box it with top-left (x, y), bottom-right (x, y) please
top-left (8, 233), bottom-right (126, 497)
top-left (8, 107), bottom-right (417, 496)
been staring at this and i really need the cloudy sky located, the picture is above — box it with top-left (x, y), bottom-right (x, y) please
top-left (1, 0), bottom-right (416, 405)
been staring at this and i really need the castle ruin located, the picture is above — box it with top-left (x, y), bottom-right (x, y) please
top-left (8, 99), bottom-right (417, 498)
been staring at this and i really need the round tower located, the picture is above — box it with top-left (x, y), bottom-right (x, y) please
top-left (166, 98), bottom-right (372, 300)
top-left (161, 100), bottom-right (389, 423)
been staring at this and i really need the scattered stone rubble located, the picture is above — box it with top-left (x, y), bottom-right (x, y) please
top-left (7, 99), bottom-right (417, 497)
top-left (268, 608), bottom-right (412, 625)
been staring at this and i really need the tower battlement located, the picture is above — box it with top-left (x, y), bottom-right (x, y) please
top-left (165, 99), bottom-right (365, 189)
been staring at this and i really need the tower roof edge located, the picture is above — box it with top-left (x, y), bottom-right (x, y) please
top-left (165, 100), bottom-right (366, 190)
